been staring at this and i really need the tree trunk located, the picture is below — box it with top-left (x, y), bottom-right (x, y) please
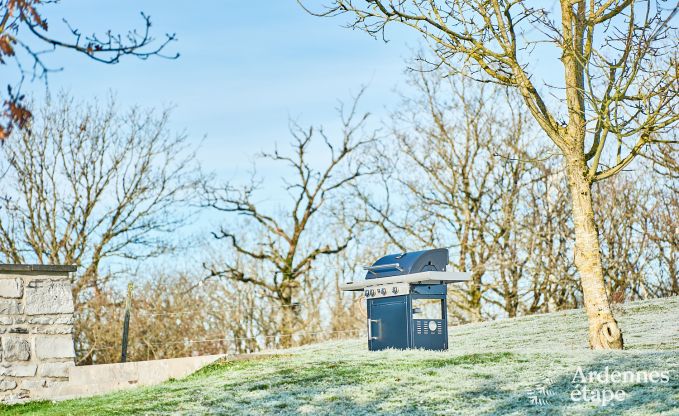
top-left (279, 280), bottom-right (297, 348)
top-left (468, 272), bottom-right (483, 322)
top-left (565, 157), bottom-right (624, 349)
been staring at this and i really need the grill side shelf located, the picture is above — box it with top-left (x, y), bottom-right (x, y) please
top-left (339, 271), bottom-right (471, 291)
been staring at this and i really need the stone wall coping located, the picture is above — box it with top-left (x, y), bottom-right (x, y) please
top-left (0, 265), bottom-right (77, 273)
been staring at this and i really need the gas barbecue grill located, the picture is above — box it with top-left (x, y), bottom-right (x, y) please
top-left (340, 248), bottom-right (470, 351)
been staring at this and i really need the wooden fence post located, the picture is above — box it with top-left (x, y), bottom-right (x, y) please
top-left (121, 282), bottom-right (133, 363)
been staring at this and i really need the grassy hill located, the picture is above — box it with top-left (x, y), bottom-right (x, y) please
top-left (4, 296), bottom-right (679, 415)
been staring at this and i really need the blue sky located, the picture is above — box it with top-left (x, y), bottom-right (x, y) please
top-left (15, 1), bottom-right (569, 187)
top-left (6, 1), bottom-right (570, 274)
top-left (24, 1), bottom-right (416, 182)
top-left (4, 1), bottom-right (424, 273)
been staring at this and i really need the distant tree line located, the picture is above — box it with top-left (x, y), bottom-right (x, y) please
top-left (0, 73), bottom-right (675, 363)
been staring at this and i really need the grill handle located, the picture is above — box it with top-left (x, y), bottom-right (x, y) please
top-left (368, 319), bottom-right (381, 340)
top-left (363, 263), bottom-right (403, 274)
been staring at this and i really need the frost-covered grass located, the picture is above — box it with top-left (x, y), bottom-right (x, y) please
top-left (4, 296), bottom-right (679, 415)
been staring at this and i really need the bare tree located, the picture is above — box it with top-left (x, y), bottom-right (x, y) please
top-left (355, 73), bottom-right (539, 321)
top-left (205, 94), bottom-right (376, 347)
top-left (631, 169), bottom-right (678, 298)
top-left (595, 173), bottom-right (653, 301)
top-left (0, 1), bottom-right (176, 140)
top-left (521, 164), bottom-right (579, 314)
top-left (0, 93), bottom-right (201, 305)
top-left (303, 0), bottom-right (678, 349)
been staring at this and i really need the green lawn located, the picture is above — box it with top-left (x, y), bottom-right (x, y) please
top-left (3, 296), bottom-right (678, 415)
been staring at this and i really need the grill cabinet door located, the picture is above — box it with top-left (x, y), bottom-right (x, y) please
top-left (367, 297), bottom-right (409, 351)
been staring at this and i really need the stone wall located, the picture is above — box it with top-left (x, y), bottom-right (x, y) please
top-left (0, 265), bottom-right (76, 403)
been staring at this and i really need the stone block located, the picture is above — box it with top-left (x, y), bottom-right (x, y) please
top-left (25, 280), bottom-right (74, 315)
top-left (1, 389), bottom-right (30, 403)
top-left (0, 364), bottom-right (37, 377)
top-left (11, 316), bottom-right (26, 325)
top-left (45, 380), bottom-right (69, 389)
top-left (0, 300), bottom-right (22, 315)
top-left (31, 326), bottom-right (73, 335)
top-left (0, 380), bottom-right (16, 391)
top-left (20, 380), bottom-right (46, 390)
top-left (39, 362), bottom-right (74, 378)
top-left (0, 279), bottom-right (22, 298)
top-left (27, 316), bottom-right (74, 325)
top-left (2, 337), bottom-right (31, 361)
top-left (35, 335), bottom-right (75, 359)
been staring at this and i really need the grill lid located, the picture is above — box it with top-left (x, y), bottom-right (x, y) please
top-left (364, 248), bottom-right (448, 279)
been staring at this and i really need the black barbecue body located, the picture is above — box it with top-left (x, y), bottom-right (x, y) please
top-left (364, 249), bottom-right (449, 351)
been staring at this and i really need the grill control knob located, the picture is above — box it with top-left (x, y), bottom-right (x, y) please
top-left (370, 289), bottom-right (375, 297)
top-left (364, 290), bottom-right (370, 297)
top-left (392, 286), bottom-right (398, 294)
top-left (380, 288), bottom-right (387, 295)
